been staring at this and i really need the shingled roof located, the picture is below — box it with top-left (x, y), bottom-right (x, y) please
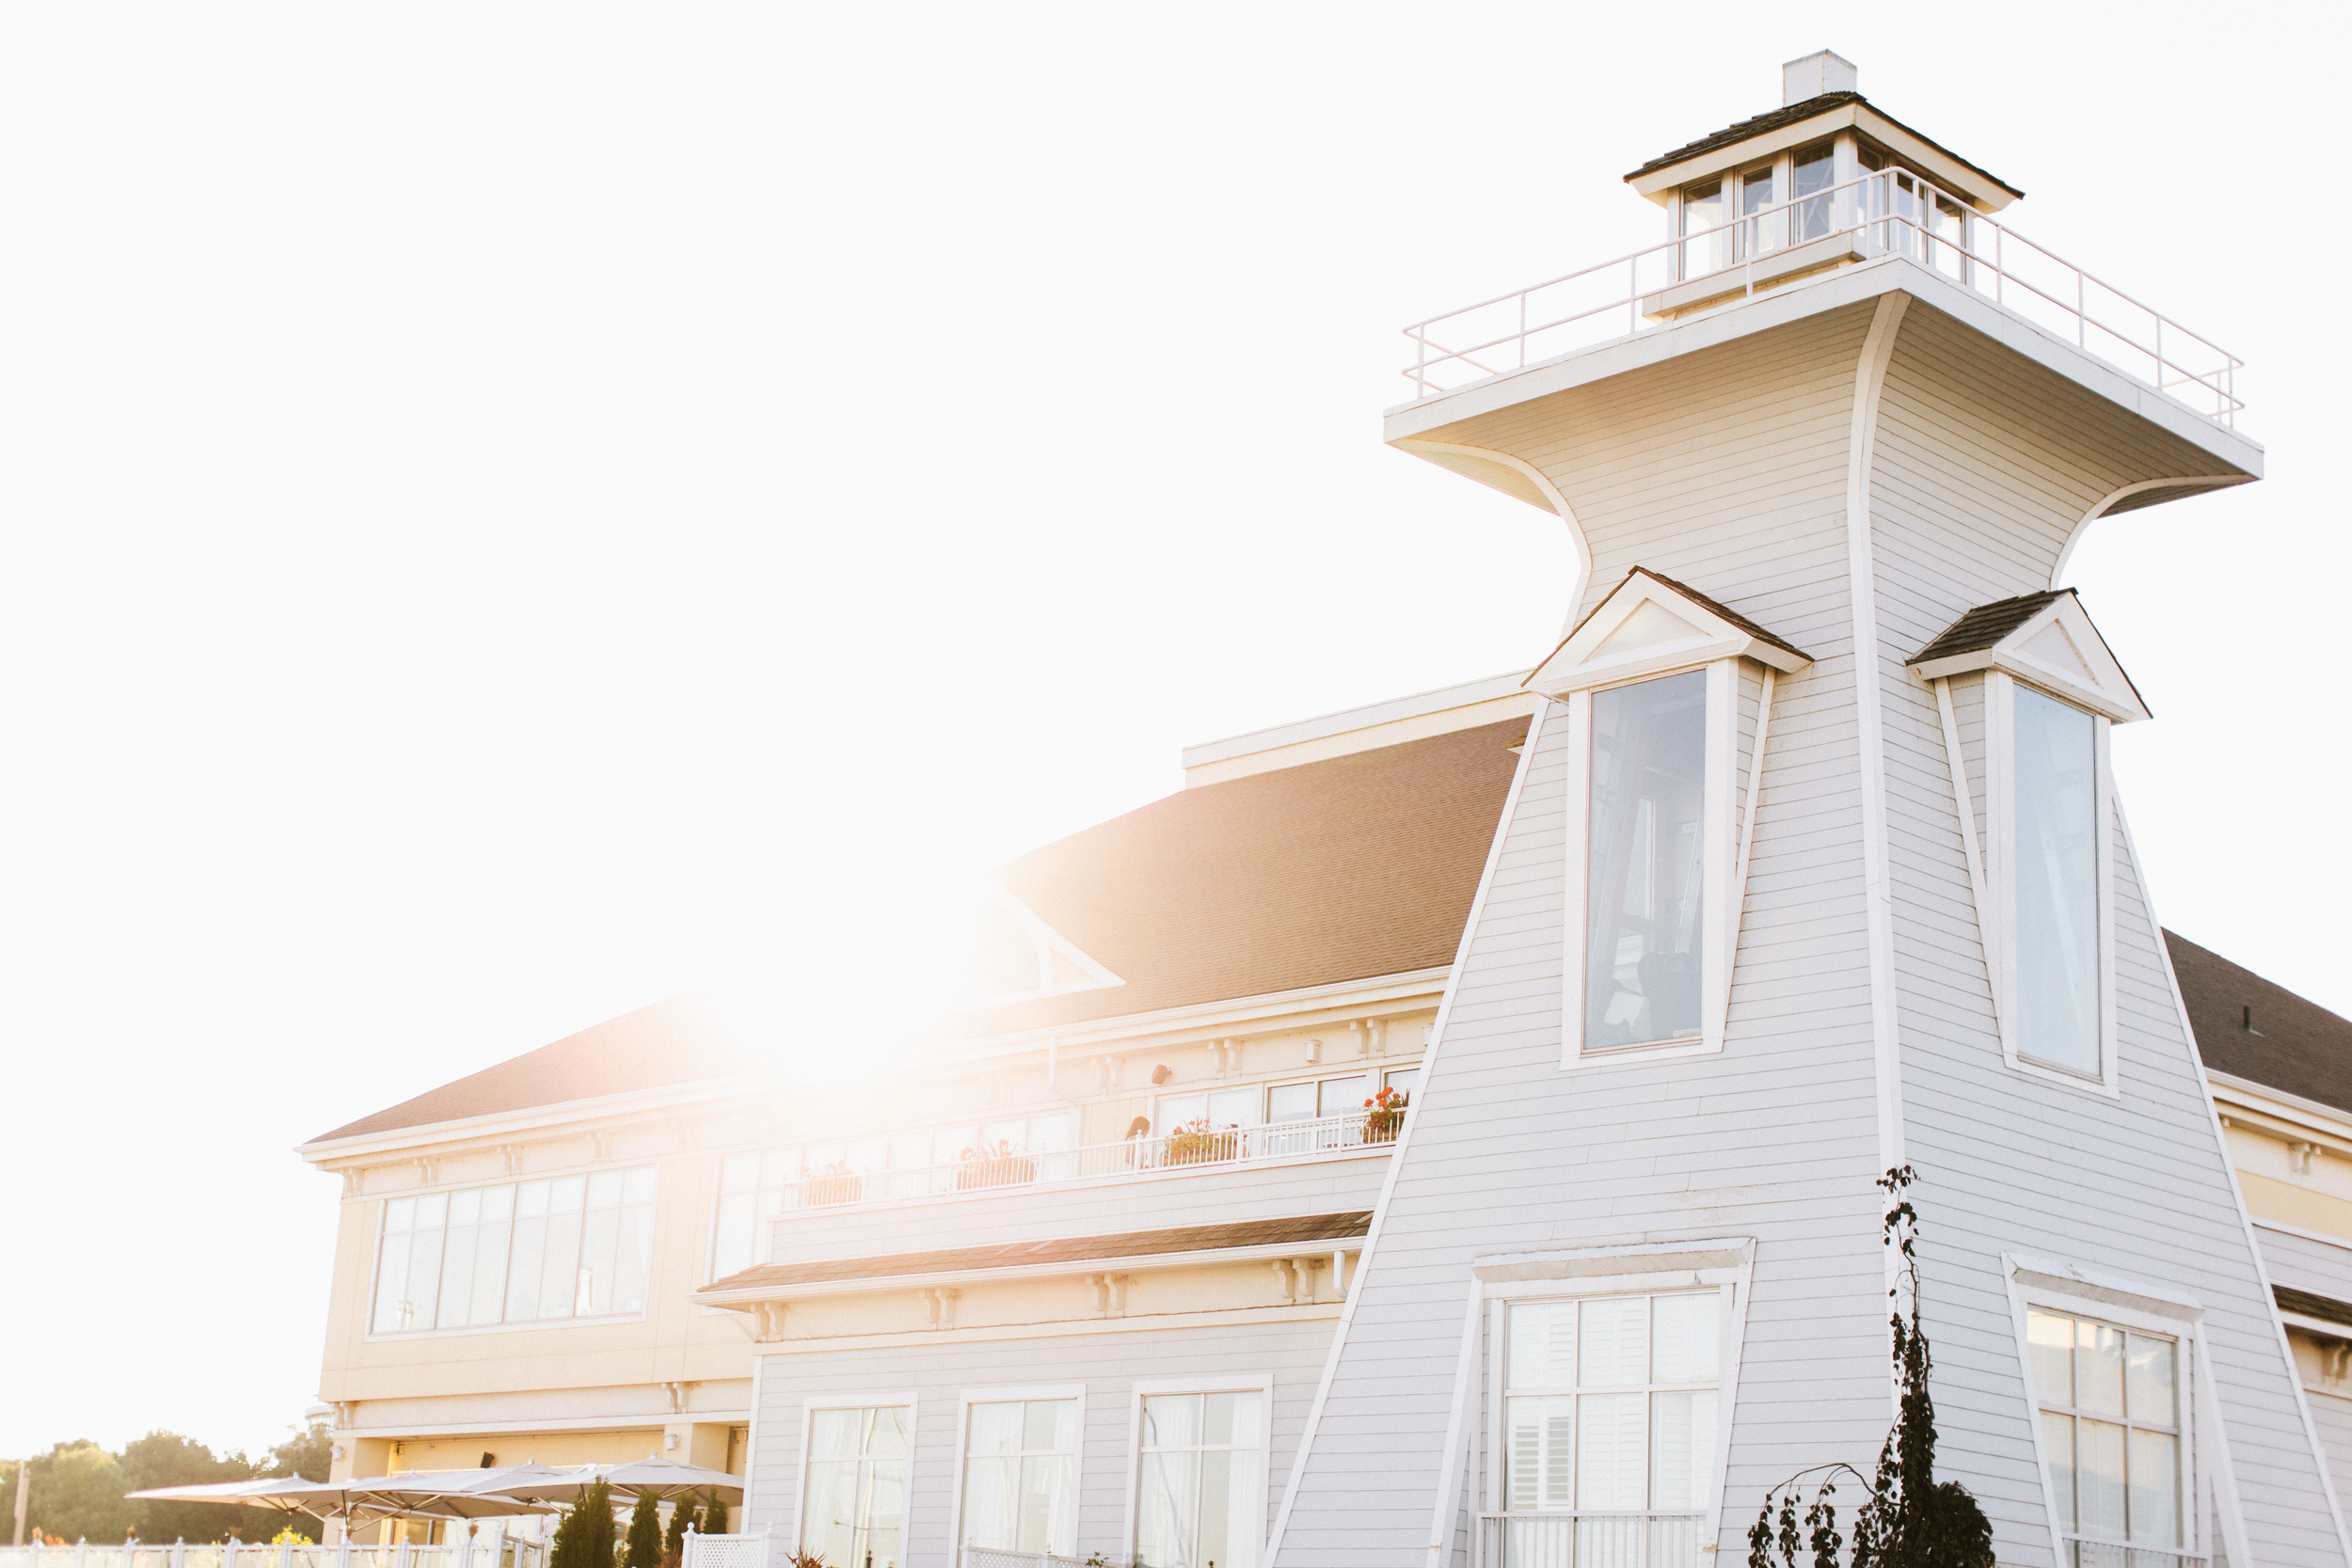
top-left (2169, 931), bottom-right (2352, 1117)
top-left (1623, 90), bottom-right (2022, 202)
top-left (921, 716), bottom-right (1525, 1042)
top-left (308, 997), bottom-right (754, 1145)
top-left (700, 1211), bottom-right (1374, 1296)
top-left (1907, 590), bottom-right (2070, 667)
top-left (309, 719), bottom-right (1525, 1143)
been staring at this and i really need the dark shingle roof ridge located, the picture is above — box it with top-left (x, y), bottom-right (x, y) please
top-left (1622, 90), bottom-right (2023, 202)
top-left (1541, 566), bottom-right (1812, 669)
top-left (2277, 1284), bottom-right (2352, 1327)
top-left (1907, 588), bottom-right (2070, 666)
top-left (704, 1210), bottom-right (1375, 1293)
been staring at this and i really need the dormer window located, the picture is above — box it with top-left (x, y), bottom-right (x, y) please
top-left (1911, 590), bottom-right (2149, 1091)
top-left (1528, 569), bottom-right (1812, 1065)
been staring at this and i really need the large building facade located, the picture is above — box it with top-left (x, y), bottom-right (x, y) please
top-left (302, 54), bottom-right (2352, 1568)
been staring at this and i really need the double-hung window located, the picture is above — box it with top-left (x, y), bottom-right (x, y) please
top-left (1498, 1292), bottom-right (1721, 1568)
top-left (2026, 1307), bottom-right (2192, 1568)
top-left (961, 1397), bottom-right (1079, 1558)
top-left (804, 1404), bottom-right (911, 1568)
top-left (371, 1166), bottom-right (656, 1334)
top-left (1135, 1388), bottom-right (1264, 1568)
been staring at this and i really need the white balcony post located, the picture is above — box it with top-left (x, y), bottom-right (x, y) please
top-left (335, 1534), bottom-right (350, 1568)
top-left (171, 1541), bottom-right (184, 1568)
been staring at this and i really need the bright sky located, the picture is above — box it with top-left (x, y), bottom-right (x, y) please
top-left (1, 1), bottom-right (2339, 1464)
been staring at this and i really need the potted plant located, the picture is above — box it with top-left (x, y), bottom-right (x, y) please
top-left (1361, 1085), bottom-right (1407, 1143)
top-left (953, 1138), bottom-right (1038, 1190)
top-left (803, 1159), bottom-right (862, 1206)
top-left (1165, 1117), bottom-right (1239, 1165)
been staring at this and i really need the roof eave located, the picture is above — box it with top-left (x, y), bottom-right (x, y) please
top-left (1625, 98), bottom-right (2023, 214)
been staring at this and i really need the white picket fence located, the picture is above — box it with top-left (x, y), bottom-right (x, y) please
top-left (0, 1535), bottom-right (546, 1568)
top-left (677, 1531), bottom-right (767, 1568)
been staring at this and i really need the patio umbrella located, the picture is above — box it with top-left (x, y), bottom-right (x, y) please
top-left (478, 1458), bottom-right (742, 1506)
top-left (125, 1478), bottom-right (335, 1522)
top-left (350, 1471), bottom-right (566, 1521)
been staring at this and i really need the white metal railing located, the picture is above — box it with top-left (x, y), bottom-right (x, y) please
top-left (771, 1110), bottom-right (1401, 1214)
top-left (1477, 1512), bottom-right (1705, 1568)
top-left (960, 1548), bottom-right (1112, 1568)
top-left (0, 1536), bottom-right (545, 1568)
top-left (2062, 1541), bottom-right (2209, 1568)
top-left (1404, 168), bottom-right (2244, 426)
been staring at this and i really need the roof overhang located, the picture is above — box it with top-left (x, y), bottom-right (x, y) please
top-left (1627, 100), bottom-right (2022, 213)
top-left (1907, 589), bottom-right (2151, 723)
top-left (694, 1233), bottom-right (1370, 1308)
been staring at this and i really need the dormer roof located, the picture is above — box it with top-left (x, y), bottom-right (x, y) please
top-left (1907, 588), bottom-right (2151, 722)
top-left (1623, 91), bottom-right (2024, 213)
top-left (1527, 567), bottom-right (1811, 700)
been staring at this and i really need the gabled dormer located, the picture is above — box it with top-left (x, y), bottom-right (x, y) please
top-left (1907, 587), bottom-right (2151, 723)
top-left (1526, 565), bottom-right (1812, 699)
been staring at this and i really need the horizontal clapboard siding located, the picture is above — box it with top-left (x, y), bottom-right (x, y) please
top-left (743, 1318), bottom-right (1335, 1568)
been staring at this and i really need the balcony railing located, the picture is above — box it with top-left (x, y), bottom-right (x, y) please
top-left (1405, 168), bottom-right (2244, 426)
top-left (774, 1109), bottom-right (1400, 1214)
top-left (1477, 1513), bottom-right (1704, 1568)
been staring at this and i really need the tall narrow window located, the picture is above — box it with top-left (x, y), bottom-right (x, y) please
top-left (961, 1399), bottom-right (1078, 1557)
top-left (1502, 1293), bottom-right (1720, 1568)
top-left (1136, 1390), bottom-right (1263, 1568)
top-left (804, 1406), bottom-right (910, 1568)
top-left (1740, 166), bottom-right (1778, 256)
top-left (2027, 1308), bottom-right (2185, 1566)
top-left (2013, 686), bottom-right (2101, 1074)
top-left (1585, 672), bottom-right (1708, 1051)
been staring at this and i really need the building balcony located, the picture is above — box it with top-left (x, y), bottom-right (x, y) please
top-left (1402, 167), bottom-right (2243, 428)
top-left (761, 1109), bottom-right (1400, 1217)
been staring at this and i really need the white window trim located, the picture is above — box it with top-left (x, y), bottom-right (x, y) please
top-left (1560, 658), bottom-right (1739, 1067)
top-left (365, 1166), bottom-right (661, 1340)
top-left (2000, 1255), bottom-right (2224, 1568)
top-left (1985, 671), bottom-right (2120, 1097)
top-left (947, 1384), bottom-right (1088, 1562)
top-left (1121, 1372), bottom-right (1278, 1568)
top-left (795, 1391), bottom-right (921, 1568)
top-left (1475, 1240), bottom-right (1755, 1553)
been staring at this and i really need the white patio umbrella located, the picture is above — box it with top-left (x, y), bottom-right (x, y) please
top-left (125, 1478), bottom-right (332, 1523)
top-left (477, 1458), bottom-right (743, 1506)
top-left (133, 1475), bottom-right (558, 1530)
top-left (346, 1471), bottom-right (568, 1521)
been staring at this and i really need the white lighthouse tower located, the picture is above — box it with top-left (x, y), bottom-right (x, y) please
top-left (1269, 53), bottom-right (2331, 1568)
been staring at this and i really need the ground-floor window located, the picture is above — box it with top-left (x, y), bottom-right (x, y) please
top-left (961, 1398), bottom-right (1079, 1556)
top-left (2026, 1307), bottom-right (2186, 1566)
top-left (804, 1405), bottom-right (910, 1568)
top-left (1136, 1389), bottom-right (1263, 1568)
top-left (1498, 1291), bottom-right (1721, 1568)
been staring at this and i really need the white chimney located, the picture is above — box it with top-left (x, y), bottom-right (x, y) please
top-left (1782, 50), bottom-right (1858, 105)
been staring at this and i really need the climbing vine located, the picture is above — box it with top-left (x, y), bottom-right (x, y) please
top-left (1747, 1168), bottom-right (1994, 1568)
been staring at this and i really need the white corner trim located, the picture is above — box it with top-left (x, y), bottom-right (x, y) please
top-left (1391, 438), bottom-right (1593, 637)
top-left (2051, 476), bottom-right (2254, 587)
top-left (1262, 695), bottom-right (1552, 1568)
top-left (1932, 675), bottom-right (1999, 1040)
top-left (1849, 291), bottom-right (1910, 1170)
top-left (1420, 1278), bottom-right (1486, 1568)
top-left (1717, 665), bottom-right (1776, 1046)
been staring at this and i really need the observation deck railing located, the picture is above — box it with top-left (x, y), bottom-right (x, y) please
top-left (1404, 169), bottom-right (2243, 426)
top-left (771, 1109), bottom-right (1398, 1216)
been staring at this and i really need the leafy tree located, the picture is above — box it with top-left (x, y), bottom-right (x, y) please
top-left (624, 1492), bottom-right (661, 1568)
top-left (663, 1495), bottom-right (698, 1560)
top-left (122, 1431), bottom-right (253, 1544)
top-left (266, 1422), bottom-right (333, 1484)
top-left (24, 1441), bottom-right (132, 1544)
top-left (1747, 1169), bottom-right (1995, 1568)
top-left (698, 1493), bottom-right (724, 1536)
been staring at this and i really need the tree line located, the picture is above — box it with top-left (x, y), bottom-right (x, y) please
top-left (547, 1482), bottom-right (728, 1568)
top-left (4, 1422), bottom-right (332, 1545)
